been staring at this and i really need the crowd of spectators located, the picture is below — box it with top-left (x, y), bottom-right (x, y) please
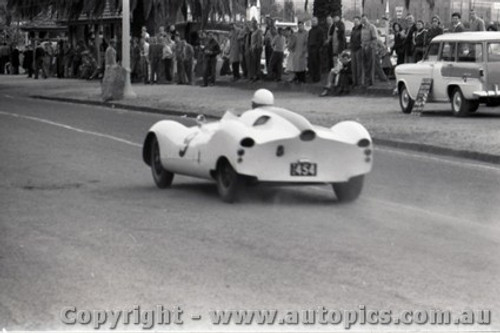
top-left (1, 8), bottom-right (499, 97)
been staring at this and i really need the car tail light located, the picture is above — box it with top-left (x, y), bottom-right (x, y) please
top-left (300, 130), bottom-right (316, 141)
top-left (240, 138), bottom-right (255, 148)
top-left (357, 139), bottom-right (371, 148)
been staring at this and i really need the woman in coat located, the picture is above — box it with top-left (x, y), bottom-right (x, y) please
top-left (291, 21), bottom-right (308, 83)
top-left (229, 24), bottom-right (241, 80)
top-left (391, 22), bottom-right (405, 66)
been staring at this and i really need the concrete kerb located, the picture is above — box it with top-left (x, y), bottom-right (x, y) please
top-left (31, 95), bottom-right (500, 165)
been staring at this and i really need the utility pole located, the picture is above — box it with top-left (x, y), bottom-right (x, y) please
top-left (122, 0), bottom-right (136, 98)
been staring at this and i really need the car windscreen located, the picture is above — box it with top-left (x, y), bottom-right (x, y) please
top-left (425, 42), bottom-right (440, 61)
top-left (487, 43), bottom-right (500, 62)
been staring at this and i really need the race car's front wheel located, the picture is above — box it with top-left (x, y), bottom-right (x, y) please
top-left (332, 175), bottom-right (364, 203)
top-left (151, 136), bottom-right (174, 188)
top-left (399, 84), bottom-right (414, 114)
top-left (216, 160), bottom-right (241, 203)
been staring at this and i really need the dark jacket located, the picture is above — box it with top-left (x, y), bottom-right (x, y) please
top-left (404, 24), bottom-right (417, 54)
top-left (307, 26), bottom-right (324, 50)
top-left (427, 26), bottom-right (444, 43)
top-left (451, 23), bottom-right (465, 33)
top-left (413, 28), bottom-right (427, 50)
top-left (204, 38), bottom-right (221, 58)
top-left (350, 24), bottom-right (362, 51)
top-left (391, 31), bottom-right (405, 55)
top-left (23, 49), bottom-right (33, 69)
top-left (329, 21), bottom-right (346, 54)
top-left (11, 48), bottom-right (20, 67)
top-left (35, 46), bottom-right (45, 59)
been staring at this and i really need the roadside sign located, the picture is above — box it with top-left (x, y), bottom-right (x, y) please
top-left (414, 78), bottom-right (433, 115)
top-left (395, 6), bottom-right (404, 19)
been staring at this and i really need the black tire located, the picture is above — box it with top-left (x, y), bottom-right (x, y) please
top-left (399, 84), bottom-right (414, 114)
top-left (216, 160), bottom-right (241, 203)
top-left (332, 175), bottom-right (364, 203)
top-left (469, 102), bottom-right (480, 112)
top-left (486, 99), bottom-right (500, 107)
top-left (150, 136), bottom-right (174, 188)
top-left (451, 88), bottom-right (477, 117)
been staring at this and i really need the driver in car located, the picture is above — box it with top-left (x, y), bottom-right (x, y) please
top-left (251, 89), bottom-right (275, 109)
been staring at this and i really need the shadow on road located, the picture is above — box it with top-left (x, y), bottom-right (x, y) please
top-left (421, 110), bottom-right (500, 118)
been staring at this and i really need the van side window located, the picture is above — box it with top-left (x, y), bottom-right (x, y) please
top-left (487, 43), bottom-right (500, 62)
top-left (425, 42), bottom-right (440, 61)
top-left (457, 42), bottom-right (483, 62)
top-left (440, 42), bottom-right (456, 61)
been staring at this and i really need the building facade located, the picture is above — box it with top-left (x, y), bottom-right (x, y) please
top-left (343, 0), bottom-right (498, 26)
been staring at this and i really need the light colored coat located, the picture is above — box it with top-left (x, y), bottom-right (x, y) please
top-left (229, 29), bottom-right (241, 63)
top-left (292, 30), bottom-right (308, 72)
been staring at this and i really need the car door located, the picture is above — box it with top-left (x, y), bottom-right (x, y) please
top-left (432, 41), bottom-right (455, 101)
top-left (485, 42), bottom-right (500, 91)
top-left (423, 41), bottom-right (441, 101)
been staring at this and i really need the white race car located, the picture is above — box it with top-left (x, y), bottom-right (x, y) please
top-left (143, 107), bottom-right (373, 203)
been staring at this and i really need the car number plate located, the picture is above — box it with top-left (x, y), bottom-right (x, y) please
top-left (290, 162), bottom-right (317, 176)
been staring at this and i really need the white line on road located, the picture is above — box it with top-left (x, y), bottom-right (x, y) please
top-left (309, 185), bottom-right (499, 230)
top-left (375, 146), bottom-right (500, 173)
top-left (1, 110), bottom-right (498, 175)
top-left (0, 110), bottom-right (141, 148)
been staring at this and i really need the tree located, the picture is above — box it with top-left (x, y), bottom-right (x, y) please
top-left (1, 1), bottom-right (12, 26)
top-left (313, 0), bottom-right (341, 21)
top-left (283, 0), bottom-right (294, 22)
top-left (261, 0), bottom-right (280, 19)
top-left (6, 0), bottom-right (248, 26)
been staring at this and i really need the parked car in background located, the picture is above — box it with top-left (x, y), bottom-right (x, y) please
top-left (396, 32), bottom-right (500, 117)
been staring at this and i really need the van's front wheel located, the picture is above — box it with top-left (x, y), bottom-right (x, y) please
top-left (399, 84), bottom-right (414, 114)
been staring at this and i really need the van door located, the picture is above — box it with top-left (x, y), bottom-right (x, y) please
top-left (486, 42), bottom-right (500, 91)
top-left (432, 41), bottom-right (455, 101)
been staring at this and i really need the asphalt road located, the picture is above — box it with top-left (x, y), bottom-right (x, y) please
top-left (1, 93), bottom-right (499, 331)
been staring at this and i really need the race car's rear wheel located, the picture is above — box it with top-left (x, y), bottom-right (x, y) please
top-left (399, 84), bottom-right (414, 114)
top-left (332, 175), bottom-right (364, 203)
top-left (151, 136), bottom-right (174, 188)
top-left (216, 160), bottom-right (241, 203)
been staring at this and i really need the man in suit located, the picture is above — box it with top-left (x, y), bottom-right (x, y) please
top-left (451, 12), bottom-right (466, 32)
top-left (469, 9), bottom-right (486, 31)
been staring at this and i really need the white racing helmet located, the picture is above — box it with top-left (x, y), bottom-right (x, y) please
top-left (251, 89), bottom-right (274, 107)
